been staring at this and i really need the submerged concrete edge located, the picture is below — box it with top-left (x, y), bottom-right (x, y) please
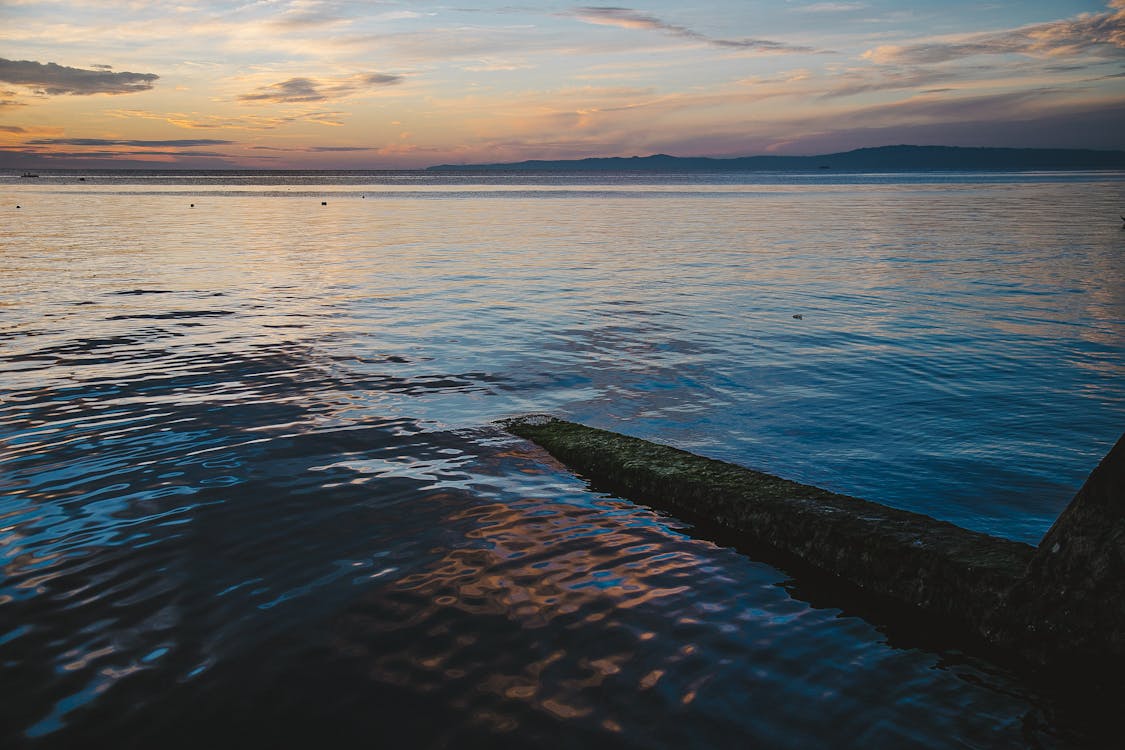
top-left (499, 415), bottom-right (1125, 674)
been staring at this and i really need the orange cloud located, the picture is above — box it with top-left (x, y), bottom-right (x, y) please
top-left (106, 108), bottom-right (347, 130)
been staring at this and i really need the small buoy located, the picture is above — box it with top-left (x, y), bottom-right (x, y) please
top-left (190, 203), bottom-right (194, 207)
top-left (16, 205), bottom-right (20, 209)
top-left (321, 201), bottom-right (327, 206)
top-left (792, 314), bottom-right (803, 320)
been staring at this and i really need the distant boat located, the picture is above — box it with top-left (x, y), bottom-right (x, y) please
top-left (20, 173), bottom-right (39, 178)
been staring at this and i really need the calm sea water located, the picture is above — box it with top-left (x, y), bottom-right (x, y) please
top-left (2, 169), bottom-right (1123, 747)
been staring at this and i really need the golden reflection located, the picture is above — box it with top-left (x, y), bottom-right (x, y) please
top-left (336, 490), bottom-right (709, 731)
top-left (62, 645), bottom-right (116, 672)
top-left (391, 499), bottom-right (693, 629)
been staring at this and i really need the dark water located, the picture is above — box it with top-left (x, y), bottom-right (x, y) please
top-left (2, 170), bottom-right (1124, 747)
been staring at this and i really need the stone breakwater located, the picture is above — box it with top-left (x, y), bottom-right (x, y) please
top-left (500, 416), bottom-right (1125, 677)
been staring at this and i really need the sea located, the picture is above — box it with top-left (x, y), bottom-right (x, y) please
top-left (2, 168), bottom-right (1123, 748)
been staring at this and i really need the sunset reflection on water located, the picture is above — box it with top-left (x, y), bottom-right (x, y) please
top-left (2, 171), bottom-right (1122, 747)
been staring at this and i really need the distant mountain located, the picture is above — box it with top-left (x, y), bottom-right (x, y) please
top-left (428, 145), bottom-right (1125, 172)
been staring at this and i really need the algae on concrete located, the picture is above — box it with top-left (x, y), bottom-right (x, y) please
top-left (986, 432), bottom-right (1125, 670)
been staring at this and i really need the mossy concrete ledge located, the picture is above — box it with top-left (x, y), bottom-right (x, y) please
top-left (500, 415), bottom-right (1125, 672)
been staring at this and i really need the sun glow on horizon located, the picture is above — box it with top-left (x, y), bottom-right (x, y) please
top-left (1, 1), bottom-right (1124, 169)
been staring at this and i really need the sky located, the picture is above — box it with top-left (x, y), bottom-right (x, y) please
top-left (1, 0), bottom-right (1124, 168)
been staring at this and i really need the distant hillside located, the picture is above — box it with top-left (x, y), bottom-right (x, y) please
top-left (428, 145), bottom-right (1125, 172)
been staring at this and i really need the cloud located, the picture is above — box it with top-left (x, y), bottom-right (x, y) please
top-left (305, 145), bottom-right (377, 152)
top-left (762, 100), bottom-right (1125, 154)
top-left (0, 147), bottom-right (259, 168)
top-left (846, 86), bottom-right (1078, 123)
top-left (107, 108), bottom-right (347, 130)
top-left (793, 3), bottom-right (867, 12)
top-left (710, 86), bottom-right (1125, 153)
top-left (462, 60), bottom-right (535, 72)
top-left (238, 72), bottom-right (403, 104)
top-left (864, 1), bottom-right (1125, 64)
top-left (269, 0), bottom-right (350, 29)
top-left (10, 129), bottom-right (252, 166)
top-left (569, 6), bottom-right (816, 53)
top-left (54, 149), bottom-right (234, 158)
top-left (26, 138), bottom-right (234, 147)
top-left (240, 77), bottom-right (324, 103)
top-left (820, 66), bottom-right (969, 98)
top-left (0, 58), bottom-right (158, 95)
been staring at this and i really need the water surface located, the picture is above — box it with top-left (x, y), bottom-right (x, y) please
top-left (2, 169), bottom-right (1123, 747)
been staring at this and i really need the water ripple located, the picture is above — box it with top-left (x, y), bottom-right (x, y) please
top-left (2, 173), bottom-right (1122, 747)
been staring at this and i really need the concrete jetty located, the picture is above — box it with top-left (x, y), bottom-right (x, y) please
top-left (500, 415), bottom-right (1124, 674)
